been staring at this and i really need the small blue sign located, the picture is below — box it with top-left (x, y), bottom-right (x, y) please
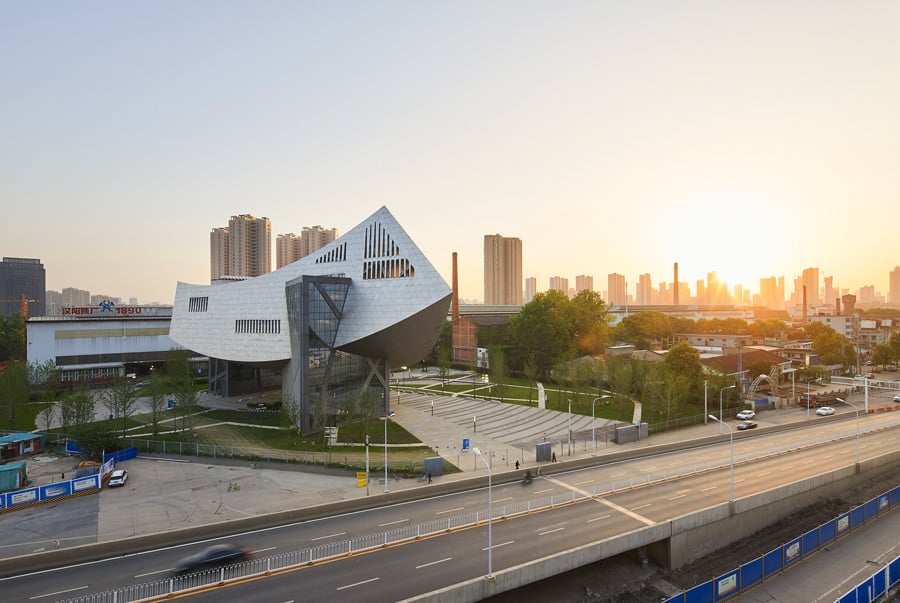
top-left (462, 438), bottom-right (470, 451)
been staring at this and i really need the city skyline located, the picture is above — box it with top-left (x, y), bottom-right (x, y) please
top-left (4, 3), bottom-right (899, 305)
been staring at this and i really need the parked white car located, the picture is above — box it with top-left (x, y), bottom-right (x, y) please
top-left (736, 410), bottom-right (756, 420)
top-left (108, 469), bottom-right (128, 487)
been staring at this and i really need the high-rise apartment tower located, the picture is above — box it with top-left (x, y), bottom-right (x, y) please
top-left (483, 234), bottom-right (522, 305)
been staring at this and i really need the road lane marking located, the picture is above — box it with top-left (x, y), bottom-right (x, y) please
top-left (337, 577), bottom-right (379, 590)
top-left (135, 569), bottom-right (172, 578)
top-left (609, 473), bottom-right (625, 478)
top-left (416, 557), bottom-right (452, 569)
top-left (573, 479), bottom-right (594, 486)
top-left (485, 540), bottom-right (514, 550)
top-left (534, 488), bottom-right (554, 494)
top-left (587, 514), bottom-right (610, 523)
top-left (701, 486), bottom-right (717, 491)
top-left (378, 518), bottom-right (410, 527)
top-left (311, 532), bottom-right (346, 541)
top-left (542, 475), bottom-right (656, 526)
top-left (667, 494), bottom-right (687, 500)
top-left (436, 507), bottom-right (465, 515)
top-left (757, 472), bottom-right (771, 477)
top-left (252, 546), bottom-right (277, 554)
top-left (539, 527), bottom-right (566, 535)
top-left (30, 586), bottom-right (88, 599)
top-left (494, 497), bottom-right (512, 503)
top-left (631, 504), bottom-right (652, 511)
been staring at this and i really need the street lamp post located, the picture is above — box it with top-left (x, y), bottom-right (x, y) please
top-left (567, 399), bottom-right (572, 456)
top-left (472, 447), bottom-right (493, 580)
top-left (708, 414), bottom-right (735, 502)
top-left (382, 411), bottom-right (395, 493)
top-left (719, 385), bottom-right (737, 434)
top-left (591, 396), bottom-right (611, 454)
top-left (836, 398), bottom-right (860, 466)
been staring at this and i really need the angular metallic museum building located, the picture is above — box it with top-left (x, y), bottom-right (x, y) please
top-left (170, 207), bottom-right (452, 432)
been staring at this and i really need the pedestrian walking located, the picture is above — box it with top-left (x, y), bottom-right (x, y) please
top-left (551, 452), bottom-right (557, 462)
top-left (515, 460), bottom-right (520, 470)
top-left (427, 472), bottom-right (432, 483)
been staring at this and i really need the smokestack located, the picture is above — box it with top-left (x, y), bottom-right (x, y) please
top-left (835, 298), bottom-right (841, 316)
top-left (451, 252), bottom-right (460, 320)
top-left (802, 285), bottom-right (808, 323)
top-left (673, 262), bottom-right (679, 305)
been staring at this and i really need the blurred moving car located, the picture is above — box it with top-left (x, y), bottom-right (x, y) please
top-left (736, 410), bottom-right (755, 420)
top-left (737, 421), bottom-right (757, 430)
top-left (107, 469), bottom-right (128, 487)
top-left (816, 406), bottom-right (835, 416)
top-left (893, 394), bottom-right (900, 403)
top-left (174, 544), bottom-right (249, 574)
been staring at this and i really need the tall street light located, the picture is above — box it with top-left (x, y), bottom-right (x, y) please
top-left (708, 414), bottom-right (735, 503)
top-left (365, 433), bottom-right (370, 496)
top-left (381, 411), bottom-right (395, 493)
top-left (567, 399), bottom-right (572, 456)
top-left (591, 396), bottom-right (611, 454)
top-left (472, 447), bottom-right (493, 580)
top-left (719, 384), bottom-right (737, 434)
top-left (836, 398), bottom-right (860, 466)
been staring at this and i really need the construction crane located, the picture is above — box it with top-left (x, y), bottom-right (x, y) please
top-left (0, 294), bottom-right (40, 361)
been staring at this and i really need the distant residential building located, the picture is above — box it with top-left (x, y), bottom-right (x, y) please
top-left (801, 267), bottom-right (820, 305)
top-left (276, 233), bottom-right (303, 269)
top-left (524, 277), bottom-right (536, 303)
top-left (636, 273), bottom-right (652, 305)
top-left (210, 215), bottom-right (271, 280)
top-left (607, 273), bottom-right (626, 305)
top-left (210, 227), bottom-right (230, 280)
top-left (549, 276), bottom-right (568, 294)
top-left (483, 234), bottom-right (522, 305)
top-left (575, 274), bottom-right (593, 294)
top-left (91, 294), bottom-right (122, 306)
top-left (0, 257), bottom-right (45, 317)
top-left (891, 266), bottom-right (900, 305)
top-left (61, 287), bottom-right (90, 306)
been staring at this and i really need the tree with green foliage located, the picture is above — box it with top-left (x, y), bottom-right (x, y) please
top-left (509, 290), bottom-right (575, 377)
top-left (488, 346), bottom-right (510, 401)
top-left (101, 375), bottom-right (139, 437)
top-left (71, 422), bottom-right (119, 458)
top-left (606, 356), bottom-right (636, 421)
top-left (521, 353), bottom-right (539, 404)
top-left (60, 386), bottom-right (95, 432)
top-left (0, 360), bottom-right (28, 428)
top-left (166, 349), bottom-right (201, 433)
top-left (663, 341), bottom-right (703, 392)
top-left (145, 372), bottom-right (167, 438)
top-left (871, 343), bottom-right (893, 368)
top-left (570, 290), bottom-right (612, 355)
top-left (0, 313), bottom-right (25, 361)
top-left (889, 333), bottom-right (900, 364)
top-left (280, 394), bottom-right (303, 446)
top-left (614, 311), bottom-right (673, 350)
top-left (812, 331), bottom-right (855, 368)
top-left (436, 345), bottom-right (451, 393)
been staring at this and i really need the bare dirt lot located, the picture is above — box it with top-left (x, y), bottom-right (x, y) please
top-left (486, 463), bottom-right (900, 603)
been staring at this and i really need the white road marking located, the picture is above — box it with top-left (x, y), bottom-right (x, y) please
top-left (701, 486), bottom-right (717, 492)
top-left (668, 494), bottom-right (687, 500)
top-left (311, 532), bottom-right (346, 541)
top-left (587, 514), bottom-right (610, 523)
top-left (416, 557), bottom-right (452, 569)
top-left (135, 569), bottom-right (172, 578)
top-left (493, 497), bottom-right (513, 503)
top-left (534, 488), bottom-right (554, 494)
top-left (337, 577), bottom-right (379, 590)
top-left (539, 527), bottom-right (566, 535)
top-left (484, 540), bottom-right (515, 550)
top-left (252, 546), bottom-right (277, 554)
top-left (609, 473), bottom-right (625, 478)
top-left (436, 507), bottom-right (464, 515)
top-left (631, 504), bottom-right (652, 511)
top-left (573, 479), bottom-right (594, 486)
top-left (378, 518), bottom-right (409, 527)
top-left (30, 586), bottom-right (88, 599)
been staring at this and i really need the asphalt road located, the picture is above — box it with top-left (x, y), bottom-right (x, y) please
top-left (4, 415), bottom-right (898, 603)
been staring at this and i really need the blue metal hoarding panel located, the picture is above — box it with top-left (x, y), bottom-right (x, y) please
top-left (801, 527), bottom-right (819, 557)
top-left (740, 558), bottom-right (763, 590)
top-left (763, 546), bottom-right (783, 578)
top-left (864, 497), bottom-right (877, 520)
top-left (876, 494), bottom-right (889, 515)
top-left (783, 537), bottom-right (802, 567)
top-left (850, 504), bottom-right (865, 529)
top-left (40, 482), bottom-right (73, 500)
top-left (684, 580), bottom-right (714, 603)
top-left (8, 486), bottom-right (40, 507)
top-left (820, 518), bottom-right (836, 544)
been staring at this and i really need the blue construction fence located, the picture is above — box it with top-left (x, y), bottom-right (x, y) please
top-left (0, 474), bottom-right (101, 512)
top-left (664, 484), bottom-right (900, 603)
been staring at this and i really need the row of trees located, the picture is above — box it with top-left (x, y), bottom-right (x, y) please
top-left (0, 350), bottom-right (202, 450)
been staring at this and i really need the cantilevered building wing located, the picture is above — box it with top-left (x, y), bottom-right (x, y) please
top-left (170, 207), bottom-right (451, 432)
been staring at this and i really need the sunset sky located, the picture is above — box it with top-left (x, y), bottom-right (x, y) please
top-left (4, 2), bottom-right (899, 304)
